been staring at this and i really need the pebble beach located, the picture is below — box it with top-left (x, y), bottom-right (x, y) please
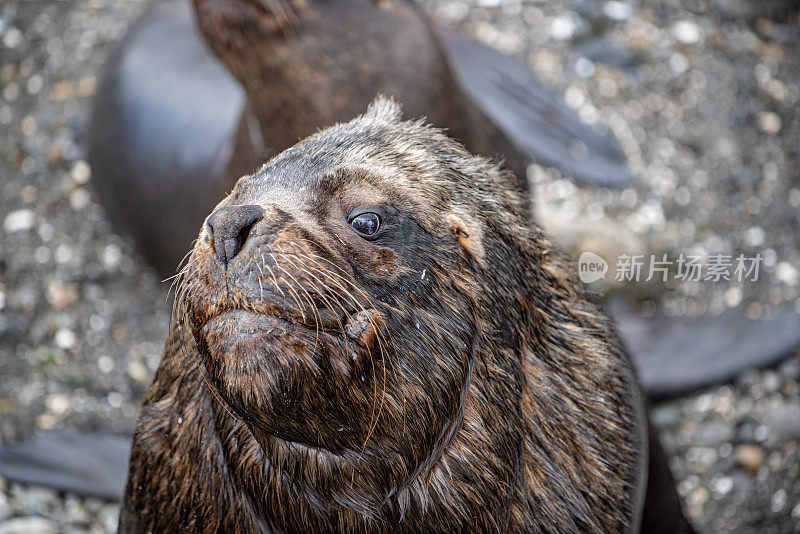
top-left (1, 0), bottom-right (798, 532)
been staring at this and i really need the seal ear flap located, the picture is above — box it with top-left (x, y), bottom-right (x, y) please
top-left (364, 95), bottom-right (403, 124)
top-left (447, 211), bottom-right (485, 267)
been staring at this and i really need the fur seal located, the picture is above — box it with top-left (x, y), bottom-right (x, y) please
top-left (119, 99), bottom-right (692, 533)
top-left (87, 0), bottom-right (630, 278)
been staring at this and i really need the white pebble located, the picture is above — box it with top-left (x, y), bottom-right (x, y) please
top-left (573, 57), bottom-right (595, 78)
top-left (0, 516), bottom-right (56, 534)
top-left (127, 360), bottom-right (150, 383)
top-left (54, 328), bottom-right (77, 350)
top-left (98, 355), bottom-right (115, 374)
top-left (669, 53), bottom-right (689, 75)
top-left (54, 243), bottom-right (73, 264)
top-left (757, 111), bottom-right (782, 134)
top-left (69, 188), bottom-right (91, 210)
top-left (108, 392), bottom-right (123, 409)
top-left (3, 209), bottom-right (35, 233)
top-left (70, 160), bottom-right (91, 184)
top-left (550, 15), bottom-right (577, 41)
top-left (603, 1), bottom-right (632, 21)
top-left (771, 489), bottom-right (787, 513)
top-left (102, 244), bottom-right (122, 267)
top-left (724, 287), bottom-right (742, 308)
top-left (792, 501), bottom-right (800, 519)
top-left (2, 27), bottom-right (23, 49)
top-left (744, 226), bottom-right (765, 247)
top-left (775, 262), bottom-right (798, 286)
top-left (26, 74), bottom-right (43, 95)
top-left (711, 476), bottom-right (733, 497)
top-left (673, 20), bottom-right (701, 45)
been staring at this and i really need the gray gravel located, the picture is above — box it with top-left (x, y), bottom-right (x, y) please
top-left (1, 0), bottom-right (798, 532)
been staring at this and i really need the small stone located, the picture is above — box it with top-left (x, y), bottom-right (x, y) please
top-left (26, 74), bottom-right (43, 95)
top-left (126, 360), bottom-right (150, 383)
top-left (14, 486), bottom-right (57, 513)
top-left (763, 404), bottom-right (800, 444)
top-left (2, 27), bottom-right (23, 49)
top-left (69, 188), bottom-right (91, 211)
top-left (77, 76), bottom-right (97, 97)
top-left (757, 111), bottom-right (781, 134)
top-left (770, 488), bottom-right (787, 513)
top-left (673, 20), bottom-right (701, 45)
top-left (573, 57), bottom-right (595, 78)
top-left (49, 80), bottom-right (75, 101)
top-left (688, 486), bottom-right (709, 507)
top-left (20, 185), bottom-right (37, 203)
top-left (775, 262), bottom-right (798, 286)
top-left (762, 371), bottom-right (781, 394)
top-left (107, 392), bottom-right (123, 409)
top-left (46, 394), bottom-right (72, 416)
top-left (98, 355), bottom-right (115, 374)
top-left (46, 280), bottom-right (80, 310)
top-left (54, 244), bottom-right (74, 264)
top-left (3, 209), bottom-right (35, 233)
top-left (734, 444), bottom-right (765, 472)
top-left (0, 516), bottom-right (56, 534)
top-left (70, 160), bottom-right (91, 184)
top-left (54, 328), bottom-right (77, 350)
top-left (100, 504), bottom-right (120, 533)
top-left (102, 244), bottom-right (122, 268)
top-left (550, 14), bottom-right (579, 41)
top-left (602, 1), bottom-right (632, 21)
top-left (692, 420), bottom-right (733, 446)
top-left (710, 476), bottom-right (733, 497)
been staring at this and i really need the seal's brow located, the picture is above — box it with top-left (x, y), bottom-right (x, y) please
top-left (315, 167), bottom-right (360, 194)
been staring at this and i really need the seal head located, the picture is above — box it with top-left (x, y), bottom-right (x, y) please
top-left (153, 98), bottom-right (641, 532)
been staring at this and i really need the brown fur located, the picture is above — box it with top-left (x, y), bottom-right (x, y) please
top-left (192, 0), bottom-right (531, 195)
top-left (120, 98), bottom-right (643, 533)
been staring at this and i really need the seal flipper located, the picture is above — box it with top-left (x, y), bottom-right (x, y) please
top-left (432, 23), bottom-right (632, 188)
top-left (612, 302), bottom-right (800, 398)
top-left (0, 431), bottom-right (131, 501)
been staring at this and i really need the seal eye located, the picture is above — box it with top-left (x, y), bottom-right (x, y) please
top-left (350, 212), bottom-right (381, 238)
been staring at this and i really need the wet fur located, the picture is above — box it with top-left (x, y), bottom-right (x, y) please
top-left (121, 99), bottom-right (643, 533)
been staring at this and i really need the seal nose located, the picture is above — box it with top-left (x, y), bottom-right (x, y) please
top-left (206, 204), bottom-right (265, 266)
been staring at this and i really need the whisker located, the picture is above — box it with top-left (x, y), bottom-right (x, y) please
top-left (270, 257), bottom-right (307, 323)
top-left (261, 253), bottom-right (286, 297)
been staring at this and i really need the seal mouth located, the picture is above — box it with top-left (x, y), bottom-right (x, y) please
top-left (200, 297), bottom-right (348, 336)
top-left (200, 308), bottom-right (331, 351)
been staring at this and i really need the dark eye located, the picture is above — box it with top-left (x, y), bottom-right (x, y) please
top-left (350, 212), bottom-right (381, 238)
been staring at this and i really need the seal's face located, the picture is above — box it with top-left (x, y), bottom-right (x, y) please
top-left (177, 99), bottom-right (493, 512)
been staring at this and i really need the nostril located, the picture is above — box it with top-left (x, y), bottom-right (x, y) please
top-left (206, 204), bottom-right (265, 267)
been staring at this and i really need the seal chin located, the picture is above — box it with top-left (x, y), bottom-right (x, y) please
top-left (194, 306), bottom-right (385, 450)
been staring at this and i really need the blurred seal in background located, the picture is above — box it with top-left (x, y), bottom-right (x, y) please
top-left (87, 0), bottom-right (631, 278)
